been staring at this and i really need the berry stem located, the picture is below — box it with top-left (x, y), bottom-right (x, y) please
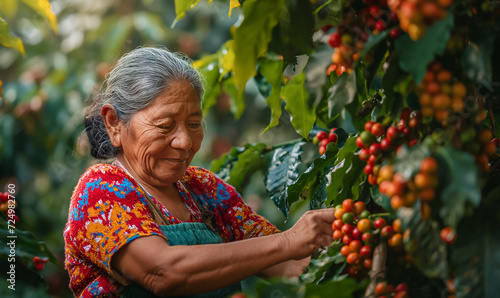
top-left (368, 212), bottom-right (391, 218)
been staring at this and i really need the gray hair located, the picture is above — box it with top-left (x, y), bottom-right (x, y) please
top-left (84, 47), bottom-right (204, 159)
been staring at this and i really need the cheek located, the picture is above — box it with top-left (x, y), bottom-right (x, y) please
top-left (191, 130), bottom-right (204, 153)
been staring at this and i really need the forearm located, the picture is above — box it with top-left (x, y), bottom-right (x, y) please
top-left (114, 232), bottom-right (294, 296)
top-left (257, 257), bottom-right (311, 279)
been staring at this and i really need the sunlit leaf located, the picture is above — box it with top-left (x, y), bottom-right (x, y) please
top-left (232, 0), bottom-right (285, 93)
top-left (259, 56), bottom-right (284, 134)
top-left (264, 142), bottom-right (306, 217)
top-left (228, 0), bottom-right (241, 17)
top-left (172, 0), bottom-right (201, 27)
top-left (0, 0), bottom-right (18, 18)
top-left (103, 16), bottom-right (134, 60)
top-left (194, 53), bottom-right (220, 113)
top-left (394, 14), bottom-right (453, 85)
top-left (282, 73), bottom-right (316, 139)
top-left (0, 17), bottom-right (25, 55)
top-left (218, 40), bottom-right (235, 80)
top-left (20, 0), bottom-right (58, 33)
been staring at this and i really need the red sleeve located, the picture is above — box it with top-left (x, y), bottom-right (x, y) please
top-left (64, 164), bottom-right (167, 281)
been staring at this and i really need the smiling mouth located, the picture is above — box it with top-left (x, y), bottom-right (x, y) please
top-left (165, 158), bottom-right (187, 163)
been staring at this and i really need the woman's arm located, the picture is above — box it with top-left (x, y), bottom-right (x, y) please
top-left (111, 208), bottom-right (334, 296)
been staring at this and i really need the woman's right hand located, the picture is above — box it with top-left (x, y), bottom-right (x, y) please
top-left (280, 208), bottom-right (335, 260)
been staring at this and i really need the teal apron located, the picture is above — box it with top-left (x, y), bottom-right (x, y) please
top-left (121, 182), bottom-right (242, 297)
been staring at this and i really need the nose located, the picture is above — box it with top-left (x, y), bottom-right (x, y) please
top-left (171, 125), bottom-right (192, 151)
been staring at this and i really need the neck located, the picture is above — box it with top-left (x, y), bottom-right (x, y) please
top-left (115, 157), bottom-right (177, 199)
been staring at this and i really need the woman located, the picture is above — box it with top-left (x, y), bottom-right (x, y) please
top-left (64, 47), bottom-right (335, 297)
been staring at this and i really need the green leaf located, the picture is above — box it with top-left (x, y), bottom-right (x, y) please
top-left (305, 277), bottom-right (368, 297)
top-left (395, 14), bottom-right (454, 85)
top-left (451, 211), bottom-right (500, 297)
top-left (436, 145), bottom-right (481, 228)
top-left (0, 17), bottom-right (24, 55)
top-left (0, 0), bottom-right (18, 18)
top-left (300, 242), bottom-right (345, 284)
top-left (223, 76), bottom-right (246, 119)
top-left (264, 142), bottom-right (306, 217)
top-left (210, 146), bottom-right (246, 176)
top-left (400, 207), bottom-right (448, 279)
top-left (382, 53), bottom-right (403, 119)
top-left (172, 0), bottom-right (201, 27)
top-left (461, 37), bottom-right (494, 89)
top-left (370, 186), bottom-right (393, 213)
top-left (393, 143), bottom-right (430, 180)
top-left (304, 45), bottom-right (335, 106)
top-left (210, 143), bottom-right (267, 193)
top-left (359, 30), bottom-right (389, 89)
top-left (255, 277), bottom-right (302, 297)
top-left (259, 56), bottom-right (284, 134)
top-left (232, 0), bottom-right (285, 92)
top-left (282, 73), bottom-right (316, 139)
top-left (287, 144), bottom-right (339, 208)
top-left (326, 136), bottom-right (363, 206)
top-left (288, 0), bottom-right (314, 55)
top-left (194, 53), bottom-right (221, 113)
top-left (133, 12), bottom-right (168, 41)
top-left (20, 0), bottom-right (58, 33)
top-left (328, 71), bottom-right (357, 118)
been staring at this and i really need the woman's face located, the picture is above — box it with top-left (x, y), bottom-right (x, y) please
top-left (118, 80), bottom-right (204, 187)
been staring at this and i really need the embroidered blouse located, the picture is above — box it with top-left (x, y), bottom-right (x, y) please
top-left (63, 163), bottom-right (280, 297)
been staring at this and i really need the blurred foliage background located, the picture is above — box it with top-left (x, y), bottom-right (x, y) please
top-left (0, 0), bottom-right (302, 296)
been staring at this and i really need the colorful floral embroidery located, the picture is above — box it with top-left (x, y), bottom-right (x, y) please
top-left (64, 163), bottom-right (279, 297)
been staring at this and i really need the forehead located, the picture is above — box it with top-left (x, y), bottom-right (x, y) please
top-left (145, 80), bottom-right (201, 116)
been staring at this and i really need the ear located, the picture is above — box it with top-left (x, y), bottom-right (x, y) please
top-left (101, 104), bottom-right (123, 148)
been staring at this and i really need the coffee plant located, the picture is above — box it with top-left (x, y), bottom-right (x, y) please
top-left (179, 0), bottom-right (500, 297)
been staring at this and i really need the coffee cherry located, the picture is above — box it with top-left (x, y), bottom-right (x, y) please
top-left (342, 212), bottom-right (355, 224)
top-left (352, 227), bottom-right (362, 239)
top-left (374, 218), bottom-right (387, 229)
top-left (364, 120), bottom-right (375, 132)
top-left (374, 282), bottom-right (388, 296)
top-left (341, 245), bottom-right (352, 256)
top-left (333, 230), bottom-right (344, 240)
top-left (335, 207), bottom-right (346, 219)
top-left (386, 126), bottom-right (399, 140)
top-left (360, 130), bottom-right (376, 146)
top-left (389, 28), bottom-right (401, 39)
top-left (440, 227), bottom-right (456, 244)
top-left (316, 130), bottom-right (328, 140)
top-left (353, 201), bottom-right (365, 215)
top-left (357, 218), bottom-right (372, 233)
top-left (328, 32), bottom-right (342, 48)
top-left (342, 198), bottom-right (355, 212)
top-left (346, 252), bottom-right (361, 264)
top-left (360, 210), bottom-right (371, 219)
top-left (342, 223), bottom-right (354, 235)
top-left (360, 245), bottom-right (373, 257)
top-left (349, 240), bottom-right (362, 252)
top-left (381, 225), bottom-right (394, 238)
top-left (359, 148), bottom-right (370, 161)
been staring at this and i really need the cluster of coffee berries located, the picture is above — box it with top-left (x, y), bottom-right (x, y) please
top-left (33, 256), bottom-right (49, 271)
top-left (458, 127), bottom-right (497, 171)
top-left (313, 128), bottom-right (338, 155)
top-left (0, 192), bottom-right (18, 224)
top-left (333, 199), bottom-right (405, 277)
top-left (333, 199), bottom-right (374, 277)
top-left (374, 281), bottom-right (409, 298)
top-left (358, 108), bottom-right (423, 185)
top-left (378, 157), bottom-right (439, 215)
top-left (325, 2), bottom-right (400, 76)
top-left (418, 61), bottom-right (467, 124)
top-left (389, 0), bottom-right (453, 40)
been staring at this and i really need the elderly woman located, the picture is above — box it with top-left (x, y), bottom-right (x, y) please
top-left (64, 47), bottom-right (334, 297)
